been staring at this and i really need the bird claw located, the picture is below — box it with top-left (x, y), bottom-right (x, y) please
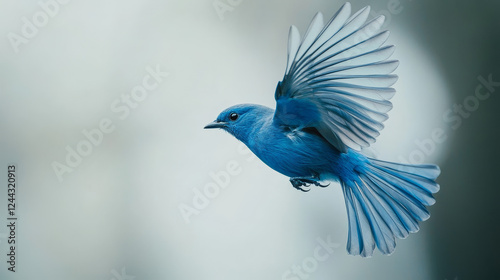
top-left (290, 177), bottom-right (330, 192)
top-left (314, 181), bottom-right (330, 188)
top-left (290, 178), bottom-right (311, 192)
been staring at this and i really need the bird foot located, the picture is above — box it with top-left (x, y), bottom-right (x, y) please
top-left (290, 177), bottom-right (330, 192)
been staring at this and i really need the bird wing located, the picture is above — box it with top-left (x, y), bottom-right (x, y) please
top-left (273, 3), bottom-right (399, 153)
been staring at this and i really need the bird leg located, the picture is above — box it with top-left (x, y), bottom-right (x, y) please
top-left (289, 176), bottom-right (330, 192)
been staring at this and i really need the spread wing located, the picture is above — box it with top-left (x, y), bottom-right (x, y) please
top-left (274, 3), bottom-right (399, 153)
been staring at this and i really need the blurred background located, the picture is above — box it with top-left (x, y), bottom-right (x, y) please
top-left (0, 0), bottom-right (498, 279)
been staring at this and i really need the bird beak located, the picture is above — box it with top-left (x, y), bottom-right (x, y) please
top-left (204, 121), bottom-right (227, 129)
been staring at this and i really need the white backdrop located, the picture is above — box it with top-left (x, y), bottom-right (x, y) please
top-left (0, 1), bottom-right (450, 279)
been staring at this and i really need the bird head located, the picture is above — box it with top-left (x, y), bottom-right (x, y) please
top-left (204, 104), bottom-right (272, 143)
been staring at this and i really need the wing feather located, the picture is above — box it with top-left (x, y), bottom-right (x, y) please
top-left (274, 3), bottom-right (398, 152)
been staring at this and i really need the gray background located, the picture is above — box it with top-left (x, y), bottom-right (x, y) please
top-left (0, 0), bottom-right (498, 279)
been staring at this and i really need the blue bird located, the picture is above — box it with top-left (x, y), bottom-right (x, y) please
top-left (204, 2), bottom-right (440, 257)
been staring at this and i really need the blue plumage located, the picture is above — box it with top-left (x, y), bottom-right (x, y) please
top-left (204, 2), bottom-right (440, 257)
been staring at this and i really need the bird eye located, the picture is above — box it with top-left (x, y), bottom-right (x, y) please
top-left (229, 112), bottom-right (239, 121)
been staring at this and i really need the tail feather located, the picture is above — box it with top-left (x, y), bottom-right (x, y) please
top-left (343, 185), bottom-right (377, 256)
top-left (370, 158), bottom-right (441, 181)
top-left (362, 173), bottom-right (420, 234)
top-left (341, 158), bottom-right (440, 257)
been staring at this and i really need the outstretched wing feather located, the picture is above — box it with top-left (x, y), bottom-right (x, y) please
top-left (274, 3), bottom-right (398, 152)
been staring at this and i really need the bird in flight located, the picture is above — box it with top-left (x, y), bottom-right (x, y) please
top-left (204, 2), bottom-right (440, 257)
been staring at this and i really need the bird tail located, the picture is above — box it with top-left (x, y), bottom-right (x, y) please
top-left (341, 158), bottom-right (440, 257)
